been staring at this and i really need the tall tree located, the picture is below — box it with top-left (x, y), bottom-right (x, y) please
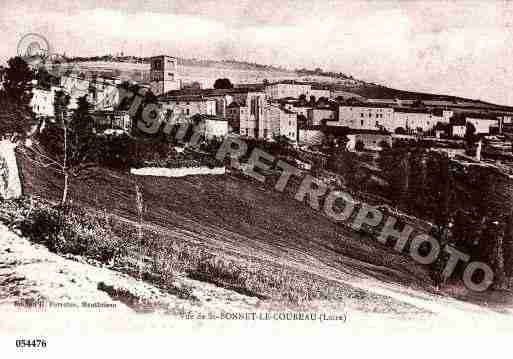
top-left (0, 97), bottom-right (34, 141)
top-left (464, 122), bottom-right (477, 155)
top-left (0, 57), bottom-right (35, 141)
top-left (2, 57), bottom-right (34, 105)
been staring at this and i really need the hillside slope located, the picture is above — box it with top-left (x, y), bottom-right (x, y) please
top-left (53, 59), bottom-right (513, 111)
top-left (16, 144), bottom-right (513, 313)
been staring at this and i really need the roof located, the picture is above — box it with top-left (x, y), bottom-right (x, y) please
top-left (311, 84), bottom-right (332, 91)
top-left (293, 103), bottom-right (313, 108)
top-left (227, 101), bottom-right (241, 108)
top-left (150, 55), bottom-right (176, 59)
top-left (233, 83), bottom-right (266, 90)
top-left (269, 80), bottom-right (312, 86)
top-left (94, 110), bottom-right (129, 115)
top-left (160, 87), bottom-right (263, 99)
top-left (466, 114), bottom-right (498, 121)
top-left (311, 107), bottom-right (334, 111)
top-left (159, 95), bottom-right (214, 103)
top-left (347, 129), bottom-right (392, 136)
top-left (393, 107), bottom-right (434, 114)
top-left (282, 108), bottom-right (297, 115)
top-left (278, 97), bottom-right (298, 103)
top-left (190, 114), bottom-right (227, 122)
top-left (339, 103), bottom-right (393, 109)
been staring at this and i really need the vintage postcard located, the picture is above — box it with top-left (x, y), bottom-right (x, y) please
top-left (1, 0), bottom-right (513, 357)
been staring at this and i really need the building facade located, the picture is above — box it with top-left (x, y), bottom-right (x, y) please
top-left (466, 117), bottom-right (499, 134)
top-left (265, 82), bottom-right (311, 100)
top-left (150, 55), bottom-right (181, 96)
top-left (203, 116), bottom-right (228, 139)
top-left (392, 109), bottom-right (443, 134)
top-left (310, 85), bottom-right (331, 100)
top-left (307, 108), bottom-right (335, 126)
top-left (346, 133), bottom-right (393, 151)
top-left (159, 96), bottom-right (216, 123)
top-left (31, 87), bottom-right (56, 118)
top-left (191, 114), bottom-right (228, 140)
top-left (93, 110), bottom-right (131, 133)
top-left (225, 91), bottom-right (267, 139)
top-left (267, 104), bottom-right (298, 142)
top-left (298, 129), bottom-right (325, 145)
top-left (328, 105), bottom-right (394, 131)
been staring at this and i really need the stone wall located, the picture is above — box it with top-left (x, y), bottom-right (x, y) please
top-left (130, 166), bottom-right (225, 178)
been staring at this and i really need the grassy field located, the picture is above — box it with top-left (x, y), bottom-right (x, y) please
top-left (16, 143), bottom-right (440, 307)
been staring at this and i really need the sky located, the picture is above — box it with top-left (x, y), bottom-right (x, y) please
top-left (2, 0), bottom-right (513, 105)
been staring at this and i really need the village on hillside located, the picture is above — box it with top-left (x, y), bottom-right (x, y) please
top-left (20, 54), bottom-right (513, 157)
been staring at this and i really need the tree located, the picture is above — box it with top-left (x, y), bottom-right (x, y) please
top-left (378, 140), bottom-right (391, 151)
top-left (36, 66), bottom-right (58, 90)
top-left (0, 57), bottom-right (36, 141)
top-left (0, 97), bottom-right (35, 141)
top-left (297, 114), bottom-right (308, 129)
top-left (355, 140), bottom-right (365, 151)
top-left (345, 97), bottom-right (363, 106)
top-left (394, 127), bottom-right (406, 135)
top-left (182, 81), bottom-right (201, 90)
top-left (317, 97), bottom-right (329, 107)
top-left (464, 122), bottom-right (477, 155)
top-left (213, 78), bottom-right (233, 89)
top-left (38, 94), bottom-right (98, 205)
top-left (465, 122), bottom-right (476, 145)
top-left (2, 57), bottom-right (34, 105)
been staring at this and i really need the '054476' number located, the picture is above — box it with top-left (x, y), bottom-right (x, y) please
top-left (16, 339), bottom-right (47, 348)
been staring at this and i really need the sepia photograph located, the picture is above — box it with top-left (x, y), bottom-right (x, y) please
top-left (2, 0), bottom-right (513, 356)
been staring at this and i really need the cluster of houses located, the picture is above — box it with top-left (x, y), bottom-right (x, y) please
top-left (27, 55), bottom-right (513, 149)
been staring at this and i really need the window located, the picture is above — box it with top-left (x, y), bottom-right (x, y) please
top-left (361, 113), bottom-right (364, 117)
top-left (152, 59), bottom-right (162, 70)
top-left (186, 109), bottom-right (190, 115)
top-left (361, 120), bottom-right (364, 126)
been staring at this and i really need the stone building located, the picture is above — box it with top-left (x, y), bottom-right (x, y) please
top-left (149, 55), bottom-right (181, 96)
top-left (265, 81), bottom-right (311, 100)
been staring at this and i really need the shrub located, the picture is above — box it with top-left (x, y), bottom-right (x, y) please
top-left (18, 204), bottom-right (128, 264)
top-left (355, 140), bottom-right (365, 151)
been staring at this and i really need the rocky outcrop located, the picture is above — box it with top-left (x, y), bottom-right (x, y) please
top-left (0, 140), bottom-right (21, 200)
